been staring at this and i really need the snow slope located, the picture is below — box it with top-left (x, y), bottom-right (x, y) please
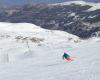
top-left (0, 22), bottom-right (81, 63)
top-left (0, 22), bottom-right (100, 80)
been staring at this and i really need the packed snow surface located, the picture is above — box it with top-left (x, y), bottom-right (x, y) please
top-left (0, 22), bottom-right (100, 80)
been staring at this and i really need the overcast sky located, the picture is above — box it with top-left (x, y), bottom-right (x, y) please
top-left (0, 0), bottom-right (67, 5)
top-left (0, 0), bottom-right (99, 5)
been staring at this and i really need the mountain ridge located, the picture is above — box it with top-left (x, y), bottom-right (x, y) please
top-left (0, 1), bottom-right (100, 39)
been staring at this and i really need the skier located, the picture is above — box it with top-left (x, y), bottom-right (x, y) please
top-left (62, 52), bottom-right (73, 61)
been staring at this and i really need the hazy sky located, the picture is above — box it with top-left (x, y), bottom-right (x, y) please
top-left (0, 0), bottom-right (67, 5)
top-left (0, 0), bottom-right (99, 5)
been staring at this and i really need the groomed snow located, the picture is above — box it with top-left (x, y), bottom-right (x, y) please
top-left (0, 22), bottom-right (100, 80)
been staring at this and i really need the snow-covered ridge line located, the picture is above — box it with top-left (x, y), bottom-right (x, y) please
top-left (51, 1), bottom-right (94, 6)
top-left (0, 22), bottom-right (79, 39)
top-left (52, 1), bottom-right (88, 6)
top-left (0, 22), bottom-right (81, 44)
top-left (0, 22), bottom-right (43, 32)
top-left (51, 1), bottom-right (100, 11)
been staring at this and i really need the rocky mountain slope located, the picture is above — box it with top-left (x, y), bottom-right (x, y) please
top-left (0, 1), bottom-right (100, 38)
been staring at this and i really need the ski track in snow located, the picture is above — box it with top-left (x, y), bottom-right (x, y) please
top-left (0, 22), bottom-right (100, 80)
